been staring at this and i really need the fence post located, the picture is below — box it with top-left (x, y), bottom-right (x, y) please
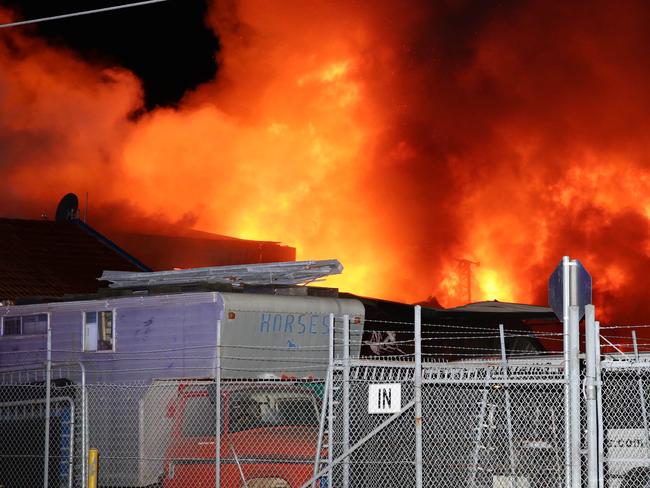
top-left (499, 324), bottom-right (517, 487)
top-left (585, 305), bottom-right (599, 488)
top-left (632, 330), bottom-right (650, 459)
top-left (562, 256), bottom-right (571, 488)
top-left (414, 305), bottom-right (423, 488)
top-left (79, 362), bottom-right (87, 488)
top-left (342, 314), bottom-right (350, 488)
top-left (327, 313), bottom-right (335, 488)
top-left (569, 305), bottom-right (581, 488)
top-left (595, 320), bottom-right (604, 486)
top-left (43, 311), bottom-right (52, 488)
top-left (215, 318), bottom-right (221, 488)
top-left (87, 448), bottom-right (98, 488)
top-left (313, 360), bottom-right (330, 487)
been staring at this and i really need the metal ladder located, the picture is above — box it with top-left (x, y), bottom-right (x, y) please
top-left (469, 370), bottom-right (495, 488)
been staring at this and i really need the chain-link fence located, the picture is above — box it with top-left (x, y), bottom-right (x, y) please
top-left (422, 364), bottom-right (567, 488)
top-left (328, 366), bottom-right (416, 488)
top-left (320, 360), bottom-right (568, 488)
top-left (0, 365), bottom-right (86, 488)
top-left (4, 311), bottom-right (650, 488)
top-left (601, 358), bottom-right (650, 488)
top-left (0, 315), bottom-right (574, 488)
top-left (0, 376), bottom-right (328, 488)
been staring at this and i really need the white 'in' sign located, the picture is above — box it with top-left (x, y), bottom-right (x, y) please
top-left (368, 383), bottom-right (401, 414)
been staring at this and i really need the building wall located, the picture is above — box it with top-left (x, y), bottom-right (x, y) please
top-left (112, 232), bottom-right (296, 271)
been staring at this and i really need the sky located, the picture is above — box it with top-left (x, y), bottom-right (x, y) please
top-left (1, 0), bottom-right (217, 108)
top-left (2, 0), bottom-right (650, 322)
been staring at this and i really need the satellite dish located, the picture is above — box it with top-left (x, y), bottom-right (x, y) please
top-left (55, 193), bottom-right (79, 221)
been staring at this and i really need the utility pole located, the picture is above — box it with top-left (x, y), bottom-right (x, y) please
top-left (456, 259), bottom-right (480, 303)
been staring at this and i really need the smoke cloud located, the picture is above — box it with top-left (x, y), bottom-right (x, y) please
top-left (2, 1), bottom-right (650, 321)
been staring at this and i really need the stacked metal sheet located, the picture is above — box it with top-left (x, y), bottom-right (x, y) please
top-left (99, 259), bottom-right (343, 289)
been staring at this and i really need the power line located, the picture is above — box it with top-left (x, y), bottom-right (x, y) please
top-left (0, 0), bottom-right (169, 30)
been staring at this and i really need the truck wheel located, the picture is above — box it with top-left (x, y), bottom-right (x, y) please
top-left (623, 468), bottom-right (650, 488)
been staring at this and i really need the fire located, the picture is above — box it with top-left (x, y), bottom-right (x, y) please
top-left (3, 1), bottom-right (650, 322)
top-left (476, 268), bottom-right (516, 304)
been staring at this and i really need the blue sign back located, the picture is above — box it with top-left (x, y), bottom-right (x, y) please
top-left (548, 258), bottom-right (592, 321)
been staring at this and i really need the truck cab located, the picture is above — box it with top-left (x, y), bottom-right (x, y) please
top-left (163, 382), bottom-right (323, 488)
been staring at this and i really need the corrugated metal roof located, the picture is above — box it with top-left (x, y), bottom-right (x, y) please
top-left (0, 218), bottom-right (147, 302)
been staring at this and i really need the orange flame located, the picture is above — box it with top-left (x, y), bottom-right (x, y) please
top-left (3, 1), bottom-right (650, 322)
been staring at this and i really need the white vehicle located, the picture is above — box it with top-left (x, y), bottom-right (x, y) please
top-left (603, 365), bottom-right (650, 488)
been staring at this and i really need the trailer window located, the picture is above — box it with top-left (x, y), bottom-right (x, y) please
top-left (84, 311), bottom-right (114, 351)
top-left (2, 317), bottom-right (21, 336)
top-left (1, 314), bottom-right (47, 337)
top-left (22, 315), bottom-right (48, 335)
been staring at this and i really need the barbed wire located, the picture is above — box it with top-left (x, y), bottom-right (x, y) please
top-left (0, 332), bottom-right (563, 358)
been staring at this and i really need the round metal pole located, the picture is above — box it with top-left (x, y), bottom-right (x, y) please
top-left (569, 305), bottom-right (581, 488)
top-left (414, 306), bottom-right (423, 488)
top-left (585, 305), bottom-right (598, 488)
top-left (499, 324), bottom-right (517, 487)
top-left (342, 314), bottom-right (350, 488)
top-left (327, 313), bottom-right (334, 488)
top-left (312, 371), bottom-right (330, 487)
top-left (79, 362), bottom-right (87, 488)
top-left (632, 330), bottom-right (650, 458)
top-left (595, 320), bottom-right (604, 486)
top-left (215, 318), bottom-right (221, 488)
top-left (562, 256), bottom-right (571, 488)
top-left (43, 312), bottom-right (52, 488)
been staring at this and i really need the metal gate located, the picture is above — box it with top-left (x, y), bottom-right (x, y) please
top-left (0, 363), bottom-right (87, 488)
top-left (316, 359), bottom-right (568, 488)
top-left (0, 395), bottom-right (76, 487)
top-left (601, 341), bottom-right (650, 488)
top-left (306, 312), bottom-right (570, 488)
top-left (308, 309), bottom-right (650, 488)
top-left (421, 360), bottom-right (567, 487)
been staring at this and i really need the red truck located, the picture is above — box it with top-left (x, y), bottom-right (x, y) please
top-left (163, 382), bottom-right (325, 488)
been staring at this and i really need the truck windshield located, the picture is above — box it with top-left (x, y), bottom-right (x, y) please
top-left (229, 390), bottom-right (318, 433)
top-left (180, 389), bottom-right (318, 437)
top-left (181, 396), bottom-right (219, 438)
